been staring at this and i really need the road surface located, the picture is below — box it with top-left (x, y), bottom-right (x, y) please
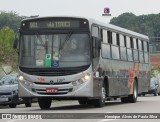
top-left (0, 95), bottom-right (160, 122)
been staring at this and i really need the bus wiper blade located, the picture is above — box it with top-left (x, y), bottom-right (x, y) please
top-left (59, 31), bottom-right (73, 50)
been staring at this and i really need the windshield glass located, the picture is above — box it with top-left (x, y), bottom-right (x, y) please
top-left (0, 74), bottom-right (18, 85)
top-left (19, 34), bottom-right (90, 68)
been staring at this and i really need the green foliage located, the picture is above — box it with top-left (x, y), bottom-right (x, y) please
top-left (0, 26), bottom-right (17, 69)
top-left (0, 11), bottom-right (25, 32)
top-left (110, 12), bottom-right (160, 41)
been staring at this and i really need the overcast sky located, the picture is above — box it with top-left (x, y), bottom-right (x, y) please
top-left (0, 0), bottom-right (160, 22)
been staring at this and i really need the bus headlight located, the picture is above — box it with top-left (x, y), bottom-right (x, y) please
top-left (82, 74), bottom-right (90, 81)
top-left (72, 73), bottom-right (90, 86)
top-left (18, 75), bottom-right (24, 81)
top-left (18, 75), bottom-right (33, 86)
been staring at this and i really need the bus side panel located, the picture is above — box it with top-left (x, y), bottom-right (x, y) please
top-left (93, 77), bottom-right (103, 97)
top-left (100, 59), bottom-right (129, 96)
top-left (137, 63), bottom-right (150, 94)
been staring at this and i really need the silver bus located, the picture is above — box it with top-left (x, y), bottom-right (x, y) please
top-left (14, 16), bottom-right (150, 109)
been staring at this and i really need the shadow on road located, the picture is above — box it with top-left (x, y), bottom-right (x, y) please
top-left (27, 100), bottom-right (134, 111)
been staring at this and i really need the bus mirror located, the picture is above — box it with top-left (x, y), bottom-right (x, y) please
top-left (13, 31), bottom-right (19, 49)
top-left (13, 38), bottom-right (18, 49)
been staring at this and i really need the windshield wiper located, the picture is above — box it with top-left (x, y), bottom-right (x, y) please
top-left (59, 31), bottom-right (73, 51)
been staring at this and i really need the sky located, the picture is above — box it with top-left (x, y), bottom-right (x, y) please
top-left (0, 0), bottom-right (160, 23)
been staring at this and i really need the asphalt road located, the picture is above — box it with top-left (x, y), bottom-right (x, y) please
top-left (0, 95), bottom-right (160, 122)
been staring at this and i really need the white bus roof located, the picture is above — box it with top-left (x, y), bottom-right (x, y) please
top-left (90, 18), bottom-right (149, 40)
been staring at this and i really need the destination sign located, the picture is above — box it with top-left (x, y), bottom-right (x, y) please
top-left (28, 21), bottom-right (80, 29)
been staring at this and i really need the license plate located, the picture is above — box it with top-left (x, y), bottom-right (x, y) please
top-left (0, 98), bottom-right (8, 102)
top-left (46, 88), bottom-right (58, 93)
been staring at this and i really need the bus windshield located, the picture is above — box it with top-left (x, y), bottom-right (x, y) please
top-left (19, 33), bottom-right (90, 68)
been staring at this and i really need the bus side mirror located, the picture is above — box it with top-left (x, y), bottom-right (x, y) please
top-left (13, 38), bottom-right (18, 49)
top-left (13, 30), bottom-right (19, 49)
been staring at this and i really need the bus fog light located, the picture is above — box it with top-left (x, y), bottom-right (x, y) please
top-left (78, 79), bottom-right (84, 84)
top-left (72, 81), bottom-right (77, 86)
top-left (24, 81), bottom-right (33, 86)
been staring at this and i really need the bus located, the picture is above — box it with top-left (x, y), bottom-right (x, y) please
top-left (14, 16), bottom-right (150, 109)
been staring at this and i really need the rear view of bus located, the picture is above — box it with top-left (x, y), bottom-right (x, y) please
top-left (16, 17), bottom-right (92, 109)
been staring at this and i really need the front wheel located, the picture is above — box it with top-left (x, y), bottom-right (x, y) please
top-left (9, 104), bottom-right (16, 108)
top-left (25, 99), bottom-right (32, 107)
top-left (38, 98), bottom-right (52, 109)
top-left (78, 99), bottom-right (87, 105)
top-left (93, 83), bottom-right (106, 107)
top-left (154, 90), bottom-right (157, 96)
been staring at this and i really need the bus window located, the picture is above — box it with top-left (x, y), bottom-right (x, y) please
top-left (138, 40), bottom-right (142, 50)
top-left (92, 26), bottom-right (99, 38)
top-left (102, 29), bottom-right (108, 43)
top-left (111, 46), bottom-right (120, 59)
top-left (143, 41), bottom-right (148, 52)
top-left (130, 37), bottom-right (133, 48)
top-left (144, 52), bottom-right (149, 63)
top-left (116, 34), bottom-right (120, 45)
top-left (107, 31), bottom-right (112, 44)
top-left (126, 36), bottom-right (131, 48)
top-left (112, 32), bottom-right (117, 45)
top-left (102, 44), bottom-right (111, 58)
top-left (127, 49), bottom-right (133, 61)
top-left (120, 47), bottom-right (127, 60)
top-left (124, 36), bottom-right (127, 47)
top-left (92, 38), bottom-right (100, 69)
top-left (120, 34), bottom-right (124, 47)
top-left (133, 38), bottom-right (137, 49)
top-left (139, 51), bottom-right (144, 62)
top-left (133, 50), bottom-right (139, 62)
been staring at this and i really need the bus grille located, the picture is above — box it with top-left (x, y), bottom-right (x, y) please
top-left (34, 82), bottom-right (70, 85)
top-left (19, 65), bottom-right (89, 76)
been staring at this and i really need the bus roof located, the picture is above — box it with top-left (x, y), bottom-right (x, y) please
top-left (90, 18), bottom-right (149, 41)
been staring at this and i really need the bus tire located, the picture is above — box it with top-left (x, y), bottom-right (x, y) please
top-left (78, 99), bottom-right (87, 105)
top-left (9, 104), bottom-right (16, 108)
top-left (38, 98), bottom-right (52, 109)
top-left (25, 99), bottom-right (32, 107)
top-left (121, 97), bottom-right (129, 103)
top-left (128, 81), bottom-right (138, 103)
top-left (94, 83), bottom-right (106, 107)
top-left (154, 90), bottom-right (157, 96)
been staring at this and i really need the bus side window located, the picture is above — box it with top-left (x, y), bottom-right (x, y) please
top-left (92, 37), bottom-right (100, 69)
top-left (107, 31), bottom-right (112, 44)
top-left (102, 29), bottom-right (108, 43)
top-left (93, 38), bottom-right (100, 58)
top-left (92, 26), bottom-right (99, 38)
top-left (143, 41), bottom-right (149, 63)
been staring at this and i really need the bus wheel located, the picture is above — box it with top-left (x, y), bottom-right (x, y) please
top-left (128, 81), bottom-right (138, 103)
top-left (38, 98), bottom-right (52, 109)
top-left (154, 90), bottom-right (157, 96)
top-left (25, 99), bottom-right (32, 107)
top-left (9, 104), bottom-right (16, 108)
top-left (94, 83), bottom-right (106, 107)
top-left (78, 99), bottom-right (87, 105)
top-left (121, 97), bottom-right (129, 103)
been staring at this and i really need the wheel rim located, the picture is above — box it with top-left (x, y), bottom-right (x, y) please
top-left (134, 83), bottom-right (137, 98)
top-left (102, 87), bottom-right (106, 101)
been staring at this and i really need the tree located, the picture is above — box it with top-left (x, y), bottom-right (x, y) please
top-left (0, 26), bottom-right (17, 71)
top-left (110, 12), bottom-right (160, 42)
top-left (0, 11), bottom-right (25, 32)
